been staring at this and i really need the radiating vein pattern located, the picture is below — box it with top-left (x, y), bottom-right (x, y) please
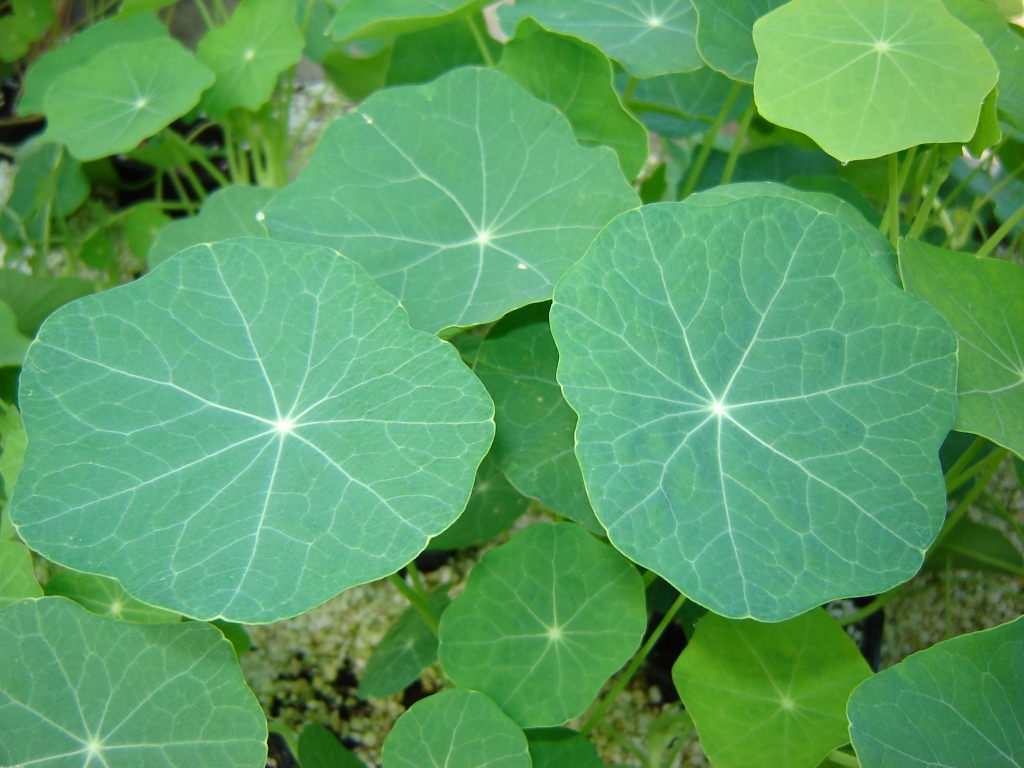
top-left (264, 67), bottom-right (638, 334)
top-left (550, 198), bottom-right (957, 621)
top-left (12, 238), bottom-right (494, 623)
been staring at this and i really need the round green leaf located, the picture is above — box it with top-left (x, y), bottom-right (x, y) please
top-left (498, 0), bottom-right (703, 78)
top-left (625, 67), bottom-right (752, 138)
top-left (382, 688), bottom-right (531, 768)
top-left (899, 240), bottom-right (1024, 459)
top-left (0, 597), bottom-right (267, 767)
top-left (848, 615), bottom-right (1024, 767)
top-left (550, 198), bottom-right (957, 621)
top-left (44, 570), bottom-right (180, 623)
top-left (122, 201), bottom-right (171, 260)
top-left (42, 38), bottom-right (214, 161)
top-left (673, 609), bottom-right (871, 768)
top-left (473, 304), bottom-right (600, 532)
top-left (692, 0), bottom-right (788, 83)
top-left (264, 67), bottom-right (638, 334)
top-left (526, 728), bottom-right (604, 768)
top-left (12, 238), bottom-right (495, 623)
top-left (752, 0), bottom-right (999, 161)
top-left (438, 522), bottom-right (646, 727)
top-left (328, 0), bottom-right (489, 41)
top-left (0, 541), bottom-right (42, 608)
top-left (196, 0), bottom-right (304, 119)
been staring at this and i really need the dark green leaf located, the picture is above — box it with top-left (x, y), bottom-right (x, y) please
top-left (329, 0), bottom-right (489, 41)
top-left (0, 301), bottom-right (30, 369)
top-left (0, 269), bottom-right (93, 336)
top-left (0, 141), bottom-right (89, 246)
top-left (925, 518), bottom-right (1024, 575)
top-left (210, 620), bottom-right (253, 656)
top-left (387, 17), bottom-right (500, 87)
top-left (299, 723), bottom-right (368, 768)
top-left (526, 728), bottom-right (604, 768)
top-left (691, 0), bottom-right (788, 83)
top-left (626, 67), bottom-right (751, 138)
top-left (44, 570), bottom-right (180, 623)
top-left (122, 202), bottom-right (172, 260)
top-left (79, 229), bottom-right (116, 270)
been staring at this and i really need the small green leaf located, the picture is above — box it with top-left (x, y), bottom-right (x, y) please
top-left (848, 615), bottom-right (1024, 767)
top-left (899, 240), bottom-right (1024, 459)
top-left (499, 0), bottom-right (703, 78)
top-left (752, 0), bottom-right (999, 161)
top-left (0, 141), bottom-right (89, 246)
top-left (329, 0), bottom-right (488, 40)
top-left (122, 201), bottom-right (172, 260)
top-left (472, 304), bottom-right (600, 532)
top-left (0, 301), bottom-right (31, 369)
top-left (196, 0), bottom-right (304, 119)
top-left (0, 401), bottom-right (27, 505)
top-left (299, 723), bottom-right (368, 768)
top-left (925, 518), bottom-right (1024, 575)
top-left (43, 38), bottom-right (214, 161)
top-left (626, 67), bottom-right (752, 138)
top-left (387, 16), bottom-right (501, 87)
top-left (0, 542), bottom-right (42, 608)
top-left (210, 620), bottom-right (253, 657)
top-left (673, 609), bottom-right (872, 768)
top-left (264, 67), bottom-right (638, 334)
top-left (439, 523), bottom-right (646, 727)
top-left (148, 185), bottom-right (275, 266)
top-left (0, 18), bottom-right (29, 62)
top-left (427, 453), bottom-right (530, 550)
top-left (0, 597), bottom-right (268, 768)
top-left (381, 688), bottom-right (531, 768)
top-left (691, 0), bottom-right (788, 83)
top-left (12, 0), bottom-right (55, 42)
top-left (79, 228), bottom-right (117, 270)
top-left (358, 590), bottom-right (450, 699)
top-left (44, 570), bottom-right (180, 623)
top-left (0, 269), bottom-right (93, 336)
top-left (12, 238), bottom-right (495, 623)
top-left (526, 728), bottom-right (605, 768)
top-left (550, 198), bottom-right (957, 620)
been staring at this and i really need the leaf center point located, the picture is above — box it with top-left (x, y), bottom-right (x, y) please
top-left (873, 40), bottom-right (893, 54)
top-left (646, 15), bottom-right (663, 27)
top-left (546, 625), bottom-right (563, 642)
top-left (711, 400), bottom-right (728, 417)
top-left (274, 418), bottom-right (296, 435)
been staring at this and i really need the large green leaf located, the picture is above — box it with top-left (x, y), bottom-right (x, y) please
top-left (848, 615), bottom-right (1024, 767)
top-left (673, 609), bottom-right (871, 768)
top-left (0, 597), bottom-right (267, 767)
top-left (0, 542), bottom-right (42, 608)
top-left (526, 728), bottom-right (604, 768)
top-left (196, 0), bottom-right (304, 119)
top-left (438, 523), bottom-right (646, 727)
top-left (44, 570), bottom-right (180, 623)
top-left (625, 67), bottom-right (752, 138)
top-left (264, 67), bottom-right (638, 334)
top-left (752, 0), bottom-right (999, 161)
top-left (329, 0), bottom-right (489, 40)
top-left (550, 198), bottom-right (957, 621)
top-left (0, 269), bottom-right (93, 336)
top-left (472, 304), bottom-right (600, 532)
top-left (899, 240), bottom-right (1024, 459)
top-left (381, 687), bottom-right (531, 768)
top-left (12, 238), bottom-right (495, 623)
top-left (498, 0), bottom-right (703, 78)
top-left (0, 301), bottom-right (31, 368)
top-left (498, 18), bottom-right (649, 179)
top-left (691, 0), bottom-right (788, 83)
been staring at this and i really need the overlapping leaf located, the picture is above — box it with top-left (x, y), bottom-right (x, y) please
top-left (387, 18), bottom-right (500, 87)
top-left (692, 0), bottom-right (788, 82)
top-left (0, 269), bottom-right (93, 336)
top-left (625, 67), bottom-right (751, 138)
top-left (44, 570), bottom-right (180, 623)
top-left (526, 728), bottom-right (604, 768)
top-left (0, 542), bottom-right (42, 608)
top-left (0, 301), bottom-right (30, 368)
top-left (299, 724), bottom-right (369, 768)
top-left (329, 0), bottom-right (489, 41)
top-left (0, 141), bottom-right (89, 246)
top-left (12, 238), bottom-right (495, 623)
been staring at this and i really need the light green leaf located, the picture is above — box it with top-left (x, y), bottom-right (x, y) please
top-left (673, 609), bottom-right (871, 768)
top-left (299, 723), bottom-right (369, 768)
top-left (44, 570), bottom-right (180, 623)
top-left (498, 18), bottom-right (648, 179)
top-left (79, 229), bottom-right (117, 271)
top-left (196, 0), bottom-right (304, 119)
top-left (848, 615), bottom-right (1024, 767)
top-left (550, 198), bottom-right (957, 621)
top-left (12, 0), bottom-right (54, 42)
top-left (148, 185), bottom-right (275, 267)
top-left (0, 269), bottom-right (93, 336)
top-left (18, 13), bottom-right (168, 115)
top-left (899, 240), bottom-right (1024, 459)
top-left (0, 402), bottom-right (26, 542)
top-left (526, 728), bottom-right (605, 768)
top-left (0, 18), bottom-right (29, 62)
top-left (969, 88), bottom-right (1003, 156)
top-left (0, 141), bottom-right (89, 245)
top-left (439, 523), bottom-right (646, 727)
top-left (499, 0), bottom-right (703, 78)
top-left (381, 688), bottom-right (531, 768)
top-left (0, 597), bottom-right (267, 768)
top-left (625, 67), bottom-right (752, 138)
top-left (0, 301), bottom-right (31, 369)
top-left (925, 518), bottom-right (1024, 575)
top-left (43, 38), bottom-right (214, 161)
top-left (118, 0), bottom-right (178, 17)
top-left (123, 201), bottom-right (172, 260)
top-left (329, 0), bottom-right (489, 41)
top-left (358, 590), bottom-right (449, 699)
top-left (12, 238), bottom-right (495, 623)
top-left (0, 542), bottom-right (42, 607)
top-left (428, 453), bottom-right (530, 550)
top-left (983, 0), bottom-right (1024, 16)
top-left (387, 16), bottom-right (501, 87)
top-left (691, 0), bottom-right (788, 82)
top-left (472, 304), bottom-right (600, 532)
top-left (264, 67), bottom-right (638, 334)
top-left (752, 0), bottom-right (999, 161)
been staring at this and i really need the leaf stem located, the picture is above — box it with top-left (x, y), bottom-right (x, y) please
top-left (946, 444), bottom-right (1008, 497)
top-left (943, 436), bottom-right (987, 493)
top-left (907, 154), bottom-right (953, 240)
top-left (837, 588), bottom-right (902, 627)
top-left (976, 197), bottom-right (1024, 258)
top-left (680, 81), bottom-right (743, 199)
top-left (884, 153), bottom-right (901, 246)
top-left (932, 449), bottom-right (1008, 551)
top-left (720, 98), bottom-right (757, 186)
top-left (827, 748), bottom-right (861, 767)
top-left (642, 569), bottom-right (659, 588)
top-left (387, 573), bottom-right (440, 637)
top-left (467, 15), bottom-right (495, 67)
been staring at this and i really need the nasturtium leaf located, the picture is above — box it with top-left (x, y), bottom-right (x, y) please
top-left (11, 0), bottom-right (54, 43)
top-left (117, 0), bottom-right (178, 17)
top-left (299, 723), bottom-right (369, 768)
top-left (264, 66), bottom-right (638, 334)
top-left (968, 88), bottom-right (1003, 156)
top-left (439, 523), bottom-right (646, 727)
top-left (625, 67), bottom-right (751, 138)
top-left (43, 38), bottom-right (215, 161)
top-left (0, 597), bottom-right (267, 768)
top-left (848, 615), bottom-right (1024, 767)
top-left (80, 229), bottom-right (117, 271)
top-left (122, 201), bottom-right (172, 260)
top-left (925, 518), bottom-right (1024, 575)
top-left (148, 185), bottom-right (275, 266)
top-left (0, 269), bottom-right (93, 336)
top-left (498, 0), bottom-right (703, 78)
top-left (526, 728), bottom-right (604, 768)
top-left (0, 141), bottom-right (89, 245)
top-left (550, 198), bottom-right (957, 621)
top-left (211, 620), bottom-right (252, 657)
top-left (0, 402), bottom-right (26, 542)
top-left (0, 542), bottom-right (42, 608)
top-left (787, 175), bottom-right (881, 227)
top-left (358, 589), bottom-right (450, 699)
top-left (196, 0), bottom-right (304, 119)
top-left (0, 301), bottom-right (30, 368)
top-left (473, 304), bottom-right (600, 532)
top-left (428, 454), bottom-right (530, 550)
top-left (498, 18), bottom-right (649, 179)
top-left (18, 13), bottom-right (168, 115)
top-left (691, 0), bottom-right (788, 83)
top-left (752, 0), bottom-right (1000, 162)
top-left (984, 0), bottom-right (1024, 15)
top-left (44, 570), bottom-right (180, 623)
top-left (329, 0), bottom-right (489, 41)
top-left (899, 240), bottom-right (1024, 459)
top-left (673, 609), bottom-right (872, 768)
top-left (320, 40), bottom-right (392, 102)
top-left (0, 18), bottom-right (30, 62)
top-left (12, 237), bottom-right (495, 623)
top-left (387, 17), bottom-right (500, 87)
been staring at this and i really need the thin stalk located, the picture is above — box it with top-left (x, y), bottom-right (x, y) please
top-left (947, 164), bottom-right (1024, 248)
top-left (594, 722), bottom-right (647, 764)
top-left (387, 574), bottom-right (440, 637)
top-left (837, 588), bottom-right (902, 627)
top-left (943, 436), bottom-right (986, 493)
top-left (622, 76), bottom-right (638, 102)
top-left (287, 85), bottom-right (328, 155)
top-left (979, 489), bottom-right (1024, 546)
top-left (581, 593), bottom-right (688, 736)
top-left (907, 155), bottom-right (953, 240)
top-left (945, 445), bottom-right (1008, 497)
top-left (720, 98), bottom-right (757, 186)
top-left (166, 171), bottom-right (198, 215)
top-left (406, 560), bottom-right (429, 600)
top-left (679, 81), bottom-right (743, 199)
top-left (906, 146), bottom-right (935, 220)
top-left (166, 129), bottom-right (230, 188)
top-left (932, 449), bottom-right (1008, 551)
top-left (192, 0), bottom-right (216, 30)
top-left (467, 15), bottom-right (495, 67)
top-left (642, 569), bottom-right (659, 588)
top-left (976, 197), bottom-right (1024, 257)
top-left (883, 153), bottom-right (901, 246)
top-left (827, 749), bottom-right (861, 767)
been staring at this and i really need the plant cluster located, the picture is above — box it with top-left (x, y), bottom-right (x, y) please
top-left (0, 0), bottom-right (1023, 766)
